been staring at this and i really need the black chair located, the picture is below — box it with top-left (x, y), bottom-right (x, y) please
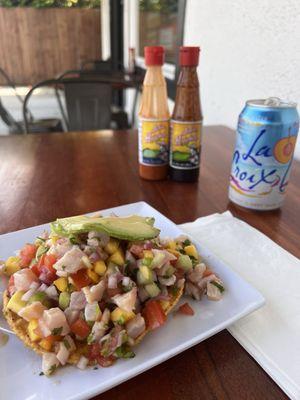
top-left (64, 82), bottom-right (112, 131)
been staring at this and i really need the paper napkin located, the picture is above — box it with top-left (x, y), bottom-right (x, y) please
top-left (180, 212), bottom-right (300, 400)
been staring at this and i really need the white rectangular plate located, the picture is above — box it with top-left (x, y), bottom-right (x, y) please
top-left (0, 202), bottom-right (265, 400)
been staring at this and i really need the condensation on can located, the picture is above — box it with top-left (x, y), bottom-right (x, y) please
top-left (228, 97), bottom-right (299, 210)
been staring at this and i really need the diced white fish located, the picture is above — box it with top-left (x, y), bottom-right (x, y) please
top-left (53, 246), bottom-right (86, 276)
top-left (38, 318), bottom-right (52, 337)
top-left (14, 269), bottom-right (38, 291)
top-left (42, 307), bottom-right (70, 335)
top-left (197, 274), bottom-right (217, 290)
top-left (84, 302), bottom-right (102, 322)
top-left (88, 231), bottom-right (109, 247)
top-left (63, 335), bottom-right (76, 352)
top-left (77, 356), bottom-right (89, 370)
top-left (56, 341), bottom-right (70, 365)
top-left (185, 281), bottom-right (203, 301)
top-left (42, 352), bottom-right (60, 376)
top-left (89, 308), bottom-right (110, 342)
top-left (18, 301), bottom-right (46, 322)
top-left (69, 291), bottom-right (87, 310)
top-left (158, 275), bottom-right (176, 286)
top-left (207, 281), bottom-right (223, 301)
top-left (126, 314), bottom-right (146, 339)
top-left (45, 285), bottom-right (58, 300)
top-left (187, 263), bottom-right (206, 284)
top-left (112, 287), bottom-right (137, 313)
top-left (21, 287), bottom-right (37, 302)
top-left (64, 307), bottom-right (80, 325)
top-left (49, 239), bottom-right (72, 258)
top-left (82, 279), bottom-right (106, 304)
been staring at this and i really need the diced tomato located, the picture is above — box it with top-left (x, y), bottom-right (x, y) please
top-left (70, 319), bottom-right (90, 339)
top-left (88, 343), bottom-right (102, 361)
top-left (20, 244), bottom-right (37, 268)
top-left (38, 254), bottom-right (57, 284)
top-left (143, 300), bottom-right (166, 331)
top-left (203, 268), bottom-right (213, 277)
top-left (30, 263), bottom-right (40, 278)
top-left (106, 287), bottom-right (122, 298)
top-left (97, 355), bottom-right (116, 367)
top-left (71, 269), bottom-right (92, 290)
top-left (44, 254), bottom-right (57, 268)
top-left (8, 275), bottom-right (15, 296)
top-left (178, 302), bottom-right (194, 316)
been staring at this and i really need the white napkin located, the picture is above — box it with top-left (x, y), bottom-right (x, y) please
top-left (180, 212), bottom-right (300, 400)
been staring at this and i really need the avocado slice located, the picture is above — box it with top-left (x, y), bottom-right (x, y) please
top-left (51, 215), bottom-right (160, 241)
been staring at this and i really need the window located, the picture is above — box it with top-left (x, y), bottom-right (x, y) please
top-left (138, 0), bottom-right (179, 65)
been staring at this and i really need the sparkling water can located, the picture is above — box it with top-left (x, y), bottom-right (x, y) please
top-left (229, 97), bottom-right (299, 210)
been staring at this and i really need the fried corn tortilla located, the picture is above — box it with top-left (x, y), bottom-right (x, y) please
top-left (3, 285), bottom-right (183, 365)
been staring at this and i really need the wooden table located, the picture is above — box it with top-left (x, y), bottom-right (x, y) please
top-left (1, 126), bottom-right (298, 400)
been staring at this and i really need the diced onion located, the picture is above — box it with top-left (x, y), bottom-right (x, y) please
top-left (77, 356), bottom-right (89, 370)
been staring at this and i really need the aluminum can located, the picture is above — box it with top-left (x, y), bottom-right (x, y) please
top-left (229, 97), bottom-right (299, 210)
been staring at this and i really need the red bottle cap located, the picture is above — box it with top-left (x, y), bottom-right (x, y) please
top-left (180, 46), bottom-right (200, 66)
top-left (144, 46), bottom-right (165, 66)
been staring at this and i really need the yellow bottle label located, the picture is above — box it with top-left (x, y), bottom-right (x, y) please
top-left (138, 118), bottom-right (169, 166)
top-left (170, 120), bottom-right (202, 169)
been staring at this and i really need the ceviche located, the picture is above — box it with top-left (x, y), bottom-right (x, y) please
top-left (1, 214), bottom-right (224, 375)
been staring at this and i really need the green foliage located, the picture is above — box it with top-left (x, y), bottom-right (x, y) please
top-left (139, 0), bottom-right (178, 13)
top-left (0, 0), bottom-right (100, 8)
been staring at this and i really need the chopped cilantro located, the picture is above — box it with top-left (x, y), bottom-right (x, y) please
top-left (179, 249), bottom-right (185, 255)
top-left (115, 344), bottom-right (135, 359)
top-left (52, 327), bottom-right (63, 336)
top-left (87, 333), bottom-right (94, 344)
top-left (63, 339), bottom-right (71, 349)
top-left (62, 265), bottom-right (66, 270)
top-left (170, 286), bottom-right (179, 297)
top-left (211, 281), bottom-right (225, 293)
top-left (183, 239), bottom-right (191, 247)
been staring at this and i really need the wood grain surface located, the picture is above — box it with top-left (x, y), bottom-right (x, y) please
top-left (0, 126), bottom-right (297, 400)
top-left (0, 8), bottom-right (101, 85)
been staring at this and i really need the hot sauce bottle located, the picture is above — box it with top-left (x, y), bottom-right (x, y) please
top-left (138, 46), bottom-right (170, 180)
top-left (169, 46), bottom-right (203, 182)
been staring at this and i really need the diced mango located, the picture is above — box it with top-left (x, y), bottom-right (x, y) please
top-left (4, 256), bottom-right (21, 276)
top-left (87, 269), bottom-right (100, 284)
top-left (54, 277), bottom-right (68, 292)
top-left (27, 319), bottom-right (41, 342)
top-left (111, 307), bottom-right (135, 325)
top-left (104, 239), bottom-right (119, 255)
top-left (94, 260), bottom-right (107, 276)
top-left (167, 249), bottom-right (180, 257)
top-left (6, 291), bottom-right (27, 314)
top-left (108, 248), bottom-right (125, 266)
top-left (143, 250), bottom-right (153, 259)
top-left (184, 245), bottom-right (198, 259)
top-left (167, 240), bottom-right (177, 250)
top-left (39, 335), bottom-right (61, 351)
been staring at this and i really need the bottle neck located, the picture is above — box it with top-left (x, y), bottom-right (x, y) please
top-left (177, 66), bottom-right (199, 87)
top-left (143, 65), bottom-right (165, 86)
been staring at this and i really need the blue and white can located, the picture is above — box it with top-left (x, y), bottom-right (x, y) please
top-left (229, 98), bottom-right (299, 210)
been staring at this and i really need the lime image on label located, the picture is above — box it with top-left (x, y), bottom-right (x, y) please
top-left (170, 121), bottom-right (202, 169)
top-left (138, 119), bottom-right (169, 166)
